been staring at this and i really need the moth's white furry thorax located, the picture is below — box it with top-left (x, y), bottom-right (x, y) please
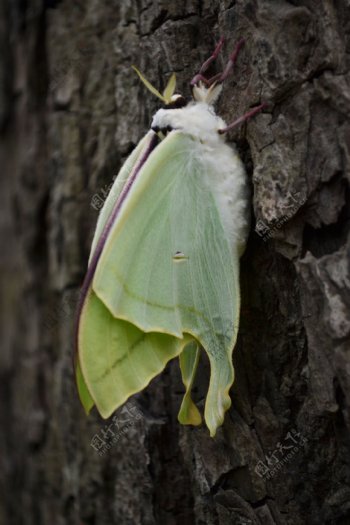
top-left (152, 101), bottom-right (226, 145)
top-left (151, 101), bottom-right (250, 253)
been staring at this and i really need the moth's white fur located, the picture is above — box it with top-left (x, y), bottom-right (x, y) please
top-left (151, 93), bottom-right (250, 254)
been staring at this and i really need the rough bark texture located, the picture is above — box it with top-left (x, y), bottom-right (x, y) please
top-left (1, 1), bottom-right (350, 524)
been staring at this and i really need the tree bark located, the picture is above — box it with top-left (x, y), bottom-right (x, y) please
top-left (1, 1), bottom-right (350, 524)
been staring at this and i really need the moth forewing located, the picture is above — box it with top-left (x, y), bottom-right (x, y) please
top-left (92, 132), bottom-right (193, 337)
top-left (76, 131), bottom-right (158, 414)
top-left (89, 131), bottom-right (157, 264)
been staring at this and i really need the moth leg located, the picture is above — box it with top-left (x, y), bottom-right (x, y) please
top-left (213, 37), bottom-right (245, 85)
top-left (191, 37), bottom-right (245, 87)
top-left (190, 36), bottom-right (225, 86)
top-left (218, 102), bottom-right (267, 134)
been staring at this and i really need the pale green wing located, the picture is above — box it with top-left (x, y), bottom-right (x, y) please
top-left (89, 131), bottom-right (155, 263)
top-left (92, 131), bottom-right (241, 436)
top-left (76, 359), bottom-right (94, 414)
top-left (79, 288), bottom-right (192, 418)
top-left (178, 341), bottom-right (202, 426)
top-left (77, 131), bottom-right (156, 414)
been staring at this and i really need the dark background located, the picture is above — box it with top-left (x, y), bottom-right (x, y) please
top-left (0, 1), bottom-right (350, 524)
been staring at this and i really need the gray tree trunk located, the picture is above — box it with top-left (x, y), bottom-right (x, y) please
top-left (1, 1), bottom-right (350, 524)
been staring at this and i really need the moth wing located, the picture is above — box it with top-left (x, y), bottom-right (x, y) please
top-left (78, 288), bottom-right (191, 418)
top-left (89, 131), bottom-right (155, 262)
top-left (76, 358), bottom-right (94, 414)
top-left (178, 341), bottom-right (202, 426)
top-left (92, 131), bottom-right (241, 435)
top-left (76, 131), bottom-right (157, 416)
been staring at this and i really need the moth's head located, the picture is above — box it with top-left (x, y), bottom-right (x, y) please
top-left (132, 39), bottom-right (266, 139)
top-left (132, 66), bottom-right (227, 140)
top-left (164, 94), bottom-right (187, 109)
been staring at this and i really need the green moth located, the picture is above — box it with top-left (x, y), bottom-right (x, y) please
top-left (75, 37), bottom-right (265, 436)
